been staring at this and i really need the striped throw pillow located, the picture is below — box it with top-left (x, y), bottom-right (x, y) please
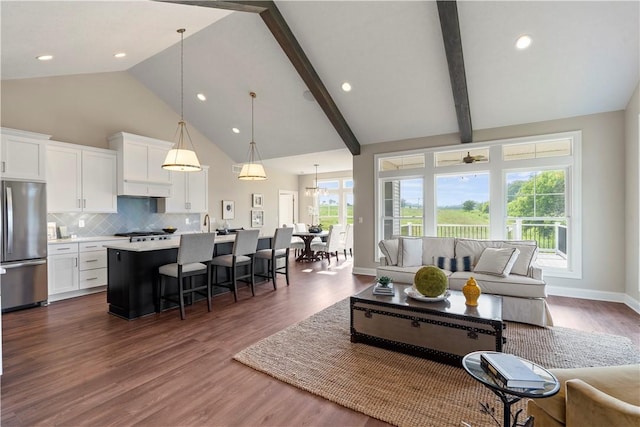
top-left (436, 256), bottom-right (472, 272)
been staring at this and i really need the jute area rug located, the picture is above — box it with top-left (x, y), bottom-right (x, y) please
top-left (233, 298), bottom-right (639, 427)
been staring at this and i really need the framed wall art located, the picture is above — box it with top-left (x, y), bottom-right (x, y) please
top-left (251, 210), bottom-right (264, 227)
top-left (222, 200), bottom-right (235, 220)
top-left (252, 193), bottom-right (263, 208)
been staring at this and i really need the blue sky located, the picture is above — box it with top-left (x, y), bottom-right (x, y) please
top-left (401, 173), bottom-right (491, 207)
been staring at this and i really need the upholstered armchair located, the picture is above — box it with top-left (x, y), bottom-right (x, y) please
top-left (527, 364), bottom-right (640, 427)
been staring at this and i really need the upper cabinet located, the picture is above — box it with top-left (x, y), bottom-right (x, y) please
top-left (158, 166), bottom-right (209, 213)
top-left (108, 132), bottom-right (173, 197)
top-left (47, 142), bottom-right (117, 213)
top-left (0, 127), bottom-right (50, 182)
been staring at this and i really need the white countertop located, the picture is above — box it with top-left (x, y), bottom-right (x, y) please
top-left (103, 233), bottom-right (272, 252)
top-left (48, 236), bottom-right (130, 244)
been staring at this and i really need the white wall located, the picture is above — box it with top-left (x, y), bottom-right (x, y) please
top-left (353, 110), bottom-right (630, 302)
top-left (0, 71), bottom-right (299, 232)
top-left (625, 83), bottom-right (640, 306)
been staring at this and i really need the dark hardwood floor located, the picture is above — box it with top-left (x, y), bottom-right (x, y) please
top-left (1, 256), bottom-right (638, 426)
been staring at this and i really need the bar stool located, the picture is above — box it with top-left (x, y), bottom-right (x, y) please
top-left (157, 232), bottom-right (216, 320)
top-left (255, 227), bottom-right (293, 288)
top-left (211, 229), bottom-right (260, 302)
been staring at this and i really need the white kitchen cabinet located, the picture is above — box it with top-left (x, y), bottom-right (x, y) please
top-left (108, 132), bottom-right (173, 197)
top-left (47, 142), bottom-right (117, 213)
top-left (158, 166), bottom-right (209, 213)
top-left (48, 243), bottom-right (79, 295)
top-left (0, 127), bottom-right (50, 182)
top-left (48, 240), bottom-right (112, 299)
top-left (78, 241), bottom-right (109, 289)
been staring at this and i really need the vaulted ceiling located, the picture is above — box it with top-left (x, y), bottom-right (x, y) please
top-left (1, 1), bottom-right (638, 174)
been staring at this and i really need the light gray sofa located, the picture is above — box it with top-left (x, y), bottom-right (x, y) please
top-left (377, 237), bottom-right (553, 327)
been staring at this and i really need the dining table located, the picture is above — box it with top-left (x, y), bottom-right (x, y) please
top-left (292, 231), bottom-right (329, 262)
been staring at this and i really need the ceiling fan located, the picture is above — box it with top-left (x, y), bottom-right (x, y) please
top-left (462, 151), bottom-right (487, 164)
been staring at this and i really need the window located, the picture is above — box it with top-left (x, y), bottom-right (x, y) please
top-left (375, 131), bottom-right (581, 278)
top-left (381, 178), bottom-right (424, 238)
top-left (503, 139), bottom-right (571, 161)
top-left (436, 173), bottom-right (490, 239)
top-left (506, 169), bottom-right (568, 269)
top-left (379, 154), bottom-right (425, 171)
top-left (316, 176), bottom-right (353, 227)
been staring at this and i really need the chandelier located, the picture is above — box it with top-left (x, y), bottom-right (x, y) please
top-left (305, 164), bottom-right (328, 196)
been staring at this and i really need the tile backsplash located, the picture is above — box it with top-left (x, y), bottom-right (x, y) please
top-left (47, 197), bottom-right (200, 237)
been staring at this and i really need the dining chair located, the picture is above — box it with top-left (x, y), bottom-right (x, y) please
top-left (341, 223), bottom-right (354, 258)
top-left (255, 227), bottom-right (294, 288)
top-left (285, 223), bottom-right (305, 257)
top-left (311, 224), bottom-right (343, 264)
top-left (211, 229), bottom-right (260, 302)
top-left (157, 232), bottom-right (216, 320)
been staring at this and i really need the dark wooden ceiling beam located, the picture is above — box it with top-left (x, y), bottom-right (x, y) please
top-left (436, 0), bottom-right (473, 143)
top-left (156, 0), bottom-right (361, 155)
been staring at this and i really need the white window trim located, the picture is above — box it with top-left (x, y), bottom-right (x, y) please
top-left (374, 131), bottom-right (582, 279)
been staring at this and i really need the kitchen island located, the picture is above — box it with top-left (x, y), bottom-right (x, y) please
top-left (105, 234), bottom-right (272, 320)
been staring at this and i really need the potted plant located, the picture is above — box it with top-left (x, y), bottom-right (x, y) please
top-left (376, 276), bottom-right (392, 287)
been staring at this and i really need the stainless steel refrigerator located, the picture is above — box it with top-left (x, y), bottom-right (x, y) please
top-left (1, 180), bottom-right (48, 311)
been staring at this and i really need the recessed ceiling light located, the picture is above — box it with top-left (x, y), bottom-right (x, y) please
top-left (114, 52), bottom-right (126, 58)
top-left (196, 93), bottom-right (207, 101)
top-left (36, 55), bottom-right (53, 61)
top-left (341, 82), bottom-right (352, 92)
top-left (232, 128), bottom-right (240, 134)
top-left (515, 35), bottom-right (532, 50)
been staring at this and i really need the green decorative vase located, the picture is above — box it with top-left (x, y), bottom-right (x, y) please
top-left (414, 266), bottom-right (447, 297)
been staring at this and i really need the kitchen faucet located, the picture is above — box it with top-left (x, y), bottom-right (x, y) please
top-left (203, 214), bottom-right (211, 233)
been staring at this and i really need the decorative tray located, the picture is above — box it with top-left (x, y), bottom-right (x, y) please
top-left (404, 287), bottom-right (450, 302)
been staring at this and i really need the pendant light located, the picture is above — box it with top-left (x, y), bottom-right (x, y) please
top-left (305, 164), bottom-right (328, 196)
top-left (238, 92), bottom-right (267, 180)
top-left (162, 28), bottom-right (202, 172)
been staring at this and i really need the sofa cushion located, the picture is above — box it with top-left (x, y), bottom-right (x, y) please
top-left (503, 242), bottom-right (538, 276)
top-left (455, 239), bottom-right (503, 265)
top-left (474, 247), bottom-right (520, 277)
top-left (436, 256), bottom-right (472, 272)
top-left (378, 239), bottom-right (399, 266)
top-left (399, 237), bottom-right (423, 267)
top-left (449, 271), bottom-right (547, 298)
top-left (422, 237), bottom-right (456, 266)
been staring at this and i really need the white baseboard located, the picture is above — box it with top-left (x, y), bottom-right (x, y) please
top-left (352, 267), bottom-right (376, 277)
top-left (623, 294), bottom-right (640, 315)
top-left (47, 286), bottom-right (106, 303)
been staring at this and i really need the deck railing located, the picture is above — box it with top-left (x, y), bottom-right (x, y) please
top-left (398, 221), bottom-right (566, 254)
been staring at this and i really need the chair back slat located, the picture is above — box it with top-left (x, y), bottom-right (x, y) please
top-left (273, 227), bottom-right (294, 250)
top-left (177, 233), bottom-right (216, 265)
top-left (233, 229), bottom-right (260, 256)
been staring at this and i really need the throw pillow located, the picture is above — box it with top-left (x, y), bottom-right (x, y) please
top-left (436, 256), bottom-right (472, 272)
top-left (502, 243), bottom-right (538, 276)
top-left (399, 237), bottom-right (423, 267)
top-left (474, 247), bottom-right (520, 277)
top-left (378, 239), bottom-right (399, 266)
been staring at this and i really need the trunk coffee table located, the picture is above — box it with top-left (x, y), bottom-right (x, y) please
top-left (350, 283), bottom-right (504, 366)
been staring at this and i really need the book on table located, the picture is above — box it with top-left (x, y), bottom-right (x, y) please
top-left (480, 353), bottom-right (545, 389)
top-left (373, 283), bottom-right (394, 295)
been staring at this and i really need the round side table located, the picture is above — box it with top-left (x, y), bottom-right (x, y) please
top-left (462, 351), bottom-right (560, 427)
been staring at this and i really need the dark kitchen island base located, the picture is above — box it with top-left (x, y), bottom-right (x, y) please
top-left (106, 237), bottom-right (272, 320)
